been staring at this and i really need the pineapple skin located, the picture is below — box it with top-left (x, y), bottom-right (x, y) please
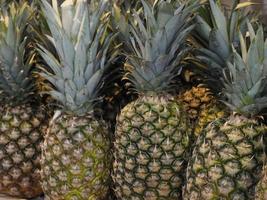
top-left (179, 86), bottom-right (227, 137)
top-left (255, 166), bottom-right (267, 200)
top-left (40, 114), bottom-right (111, 200)
top-left (0, 104), bottom-right (47, 198)
top-left (113, 95), bottom-right (191, 199)
top-left (184, 115), bottom-right (266, 199)
top-left (179, 86), bottom-right (214, 121)
top-left (194, 102), bottom-right (227, 136)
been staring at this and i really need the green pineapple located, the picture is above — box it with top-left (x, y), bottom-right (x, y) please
top-left (112, 1), bottom-right (197, 199)
top-left (0, 2), bottom-right (47, 198)
top-left (37, 0), bottom-right (117, 199)
top-left (179, 0), bottom-right (256, 137)
top-left (184, 22), bottom-right (267, 199)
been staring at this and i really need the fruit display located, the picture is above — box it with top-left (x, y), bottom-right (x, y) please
top-left (1, 0), bottom-right (267, 200)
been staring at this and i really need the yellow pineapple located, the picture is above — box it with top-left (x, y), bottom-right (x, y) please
top-left (179, 85), bottom-right (216, 121)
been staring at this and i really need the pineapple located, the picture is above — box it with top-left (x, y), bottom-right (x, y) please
top-left (179, 86), bottom-right (213, 120)
top-left (37, 0), bottom-right (117, 199)
top-left (178, 85), bottom-right (224, 122)
top-left (112, 1), bottom-right (197, 199)
top-left (0, 2), bottom-right (47, 199)
top-left (179, 0), bottom-right (255, 136)
top-left (179, 84), bottom-right (227, 137)
top-left (184, 22), bottom-right (267, 199)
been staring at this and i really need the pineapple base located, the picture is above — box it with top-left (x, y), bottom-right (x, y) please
top-left (184, 115), bottom-right (266, 199)
top-left (40, 113), bottom-right (111, 200)
top-left (113, 95), bottom-right (191, 200)
top-left (0, 104), bottom-right (46, 199)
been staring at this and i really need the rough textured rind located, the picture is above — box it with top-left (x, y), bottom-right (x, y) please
top-left (40, 114), bottom-right (111, 200)
top-left (179, 86), bottom-right (215, 121)
top-left (0, 104), bottom-right (47, 198)
top-left (113, 95), bottom-right (191, 200)
top-left (184, 115), bottom-right (266, 200)
top-left (194, 102), bottom-right (227, 136)
top-left (255, 166), bottom-right (267, 200)
top-left (179, 86), bottom-right (227, 137)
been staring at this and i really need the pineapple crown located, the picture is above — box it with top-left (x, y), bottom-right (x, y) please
top-left (113, 0), bottom-right (141, 12)
top-left (38, 0), bottom-right (117, 116)
top-left (193, 0), bottom-right (255, 93)
top-left (222, 22), bottom-right (267, 116)
top-left (118, 0), bottom-right (197, 94)
top-left (0, 3), bottom-right (35, 106)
